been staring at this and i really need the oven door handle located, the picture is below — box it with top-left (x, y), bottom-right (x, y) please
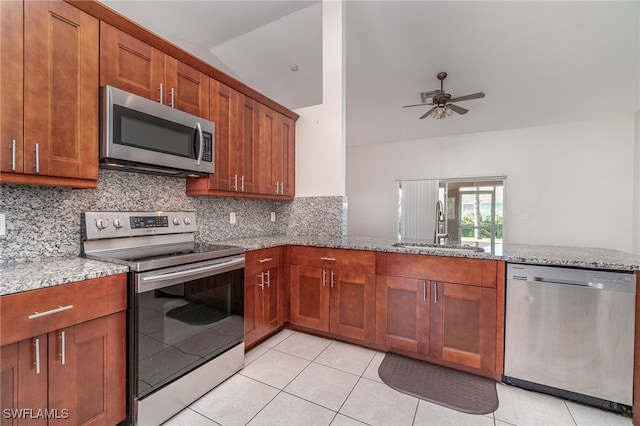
top-left (140, 257), bottom-right (244, 286)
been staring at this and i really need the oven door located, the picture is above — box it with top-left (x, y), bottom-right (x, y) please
top-left (132, 255), bottom-right (244, 400)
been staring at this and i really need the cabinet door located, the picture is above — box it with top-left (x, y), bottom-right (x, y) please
top-left (0, 0), bottom-right (23, 174)
top-left (48, 313), bottom-right (126, 426)
top-left (329, 270), bottom-right (375, 342)
top-left (237, 94), bottom-right (259, 194)
top-left (289, 265), bottom-right (329, 331)
top-left (23, 0), bottom-right (99, 179)
top-left (208, 81), bottom-right (238, 192)
top-left (0, 337), bottom-right (48, 426)
top-left (244, 271), bottom-right (263, 348)
top-left (262, 267), bottom-right (281, 334)
top-left (257, 104), bottom-right (278, 196)
top-left (164, 58), bottom-right (210, 117)
top-left (100, 22), bottom-right (164, 102)
top-left (375, 275), bottom-right (430, 354)
top-left (275, 114), bottom-right (295, 196)
top-left (430, 282), bottom-right (496, 371)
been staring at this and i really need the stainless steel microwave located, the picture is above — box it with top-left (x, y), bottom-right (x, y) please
top-left (100, 85), bottom-right (214, 177)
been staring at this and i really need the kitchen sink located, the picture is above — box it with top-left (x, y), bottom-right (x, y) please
top-left (392, 242), bottom-right (486, 253)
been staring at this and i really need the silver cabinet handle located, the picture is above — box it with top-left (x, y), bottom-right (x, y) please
top-left (34, 338), bottom-right (41, 374)
top-left (233, 174), bottom-right (238, 191)
top-left (195, 122), bottom-right (203, 166)
top-left (274, 181), bottom-right (279, 194)
top-left (322, 269), bottom-right (327, 287)
top-left (158, 83), bottom-right (163, 104)
top-left (265, 270), bottom-right (271, 288)
top-left (433, 283), bottom-right (438, 304)
top-left (279, 181), bottom-right (284, 194)
top-left (320, 257), bottom-right (336, 261)
top-left (259, 257), bottom-right (273, 263)
top-left (11, 139), bottom-right (16, 171)
top-left (34, 143), bottom-right (40, 173)
top-left (170, 88), bottom-right (175, 108)
top-left (29, 304), bottom-right (74, 320)
top-left (240, 175), bottom-right (245, 192)
top-left (330, 270), bottom-right (335, 288)
top-left (258, 272), bottom-right (264, 290)
top-left (423, 281), bottom-right (427, 302)
top-left (60, 331), bottom-right (66, 365)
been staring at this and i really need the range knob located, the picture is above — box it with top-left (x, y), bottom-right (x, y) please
top-left (184, 217), bottom-right (192, 225)
top-left (173, 217), bottom-right (181, 226)
top-left (113, 218), bottom-right (123, 229)
top-left (95, 219), bottom-right (107, 230)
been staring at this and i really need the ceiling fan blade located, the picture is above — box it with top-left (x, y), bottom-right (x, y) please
top-left (419, 106), bottom-right (437, 119)
top-left (403, 102), bottom-right (434, 108)
top-left (449, 92), bottom-right (485, 103)
top-left (448, 104), bottom-right (468, 115)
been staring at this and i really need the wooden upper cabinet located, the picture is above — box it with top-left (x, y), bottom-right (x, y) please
top-left (187, 90), bottom-right (290, 200)
top-left (100, 22), bottom-right (209, 118)
top-left (0, 0), bottom-right (99, 188)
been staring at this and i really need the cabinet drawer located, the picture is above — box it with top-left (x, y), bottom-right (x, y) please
top-left (288, 246), bottom-right (375, 272)
top-left (0, 274), bottom-right (127, 346)
top-left (245, 247), bottom-right (281, 274)
top-left (380, 253), bottom-right (497, 288)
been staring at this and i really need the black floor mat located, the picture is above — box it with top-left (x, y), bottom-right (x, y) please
top-left (378, 353), bottom-right (499, 415)
top-left (165, 303), bottom-right (227, 326)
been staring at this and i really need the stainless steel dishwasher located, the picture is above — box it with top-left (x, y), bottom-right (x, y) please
top-left (503, 263), bottom-right (636, 412)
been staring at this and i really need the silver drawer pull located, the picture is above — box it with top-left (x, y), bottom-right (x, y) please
top-left (320, 257), bottom-right (336, 261)
top-left (28, 304), bottom-right (74, 320)
top-left (259, 257), bottom-right (273, 263)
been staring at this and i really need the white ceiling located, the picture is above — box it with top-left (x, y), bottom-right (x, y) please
top-left (101, 1), bottom-right (639, 147)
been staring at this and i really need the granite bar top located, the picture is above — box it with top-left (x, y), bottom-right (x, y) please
top-left (219, 235), bottom-right (640, 272)
top-left (0, 258), bottom-right (129, 296)
top-left (2, 236), bottom-right (638, 297)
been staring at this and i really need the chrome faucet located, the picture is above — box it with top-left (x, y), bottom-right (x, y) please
top-left (434, 200), bottom-right (449, 245)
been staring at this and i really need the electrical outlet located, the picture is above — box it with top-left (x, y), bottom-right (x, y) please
top-left (0, 214), bottom-right (5, 236)
top-left (270, 212), bottom-right (276, 222)
top-left (229, 212), bottom-right (236, 224)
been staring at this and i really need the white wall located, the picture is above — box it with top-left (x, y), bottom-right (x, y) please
top-left (294, 0), bottom-right (345, 197)
top-left (347, 116), bottom-right (636, 252)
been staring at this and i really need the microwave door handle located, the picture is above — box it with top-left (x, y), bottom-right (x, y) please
top-left (195, 122), bottom-right (204, 166)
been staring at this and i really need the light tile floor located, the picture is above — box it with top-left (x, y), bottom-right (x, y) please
top-left (163, 330), bottom-right (632, 426)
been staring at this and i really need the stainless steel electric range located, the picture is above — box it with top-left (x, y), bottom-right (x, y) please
top-left (83, 211), bottom-right (245, 425)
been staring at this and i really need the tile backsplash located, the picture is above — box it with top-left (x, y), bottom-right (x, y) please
top-left (0, 169), bottom-right (344, 264)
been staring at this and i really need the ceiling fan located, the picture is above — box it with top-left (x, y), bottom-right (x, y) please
top-left (403, 72), bottom-right (485, 119)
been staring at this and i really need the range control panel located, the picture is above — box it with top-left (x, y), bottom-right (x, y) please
top-left (84, 211), bottom-right (196, 240)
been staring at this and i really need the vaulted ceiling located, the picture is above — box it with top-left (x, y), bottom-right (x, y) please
top-left (101, 1), bottom-right (639, 146)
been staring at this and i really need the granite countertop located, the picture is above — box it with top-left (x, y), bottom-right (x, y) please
top-left (0, 258), bottom-right (129, 296)
top-left (220, 235), bottom-right (640, 272)
top-left (2, 236), bottom-right (638, 297)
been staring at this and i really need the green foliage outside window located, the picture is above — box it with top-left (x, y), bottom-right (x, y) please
top-left (461, 212), bottom-right (503, 239)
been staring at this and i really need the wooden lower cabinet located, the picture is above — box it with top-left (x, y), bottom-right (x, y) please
top-left (376, 275), bottom-right (497, 373)
top-left (289, 248), bottom-right (375, 343)
top-left (0, 275), bottom-right (127, 425)
top-left (375, 275), bottom-right (430, 354)
top-left (0, 313), bottom-right (125, 426)
top-left (430, 282), bottom-right (496, 372)
top-left (244, 248), bottom-right (284, 347)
